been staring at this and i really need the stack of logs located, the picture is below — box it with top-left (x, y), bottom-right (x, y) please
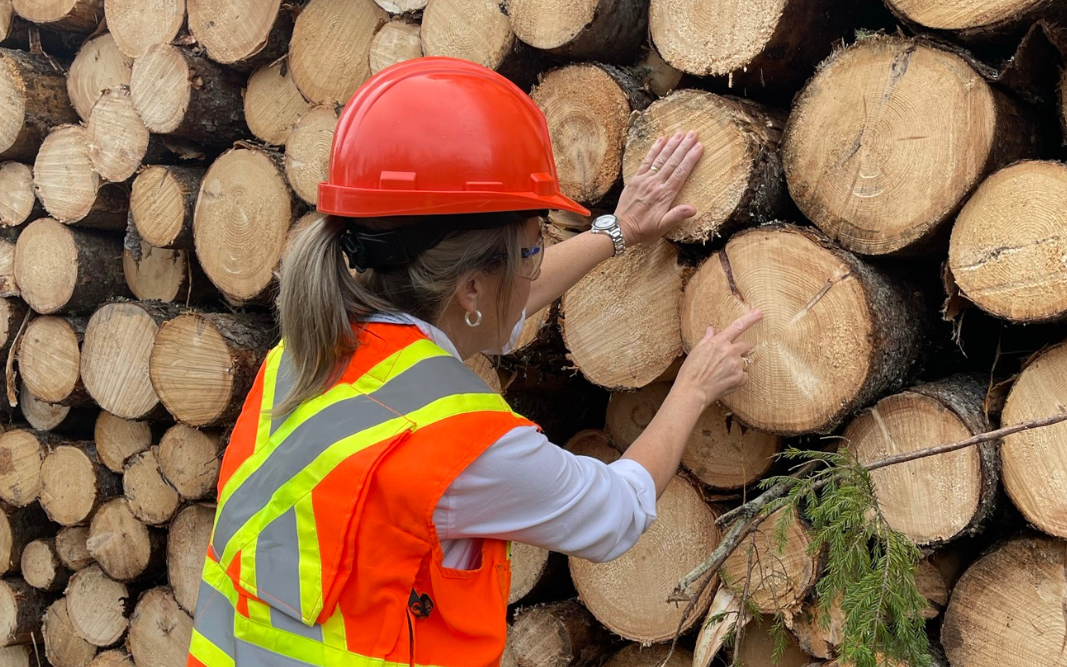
top-left (0, 0), bottom-right (1065, 666)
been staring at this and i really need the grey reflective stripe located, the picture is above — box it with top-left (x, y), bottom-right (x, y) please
top-left (255, 508), bottom-right (324, 641)
top-left (270, 352), bottom-right (297, 436)
top-left (236, 638), bottom-right (316, 666)
top-left (212, 354), bottom-right (495, 554)
top-left (193, 580), bottom-right (236, 660)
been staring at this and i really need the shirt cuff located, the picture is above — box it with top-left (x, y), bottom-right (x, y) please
top-left (606, 458), bottom-right (658, 532)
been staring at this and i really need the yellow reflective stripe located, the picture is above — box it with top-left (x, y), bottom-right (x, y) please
top-left (255, 346), bottom-right (285, 454)
top-left (321, 606), bottom-right (347, 650)
top-left (219, 392), bottom-right (514, 570)
top-left (235, 614), bottom-right (431, 667)
top-left (201, 558), bottom-right (239, 606)
top-left (294, 494), bottom-right (322, 622)
top-left (246, 597), bottom-right (273, 627)
top-left (240, 540), bottom-right (258, 598)
top-left (190, 629), bottom-right (236, 667)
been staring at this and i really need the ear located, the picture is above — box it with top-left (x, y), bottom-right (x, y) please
top-left (454, 271), bottom-right (485, 314)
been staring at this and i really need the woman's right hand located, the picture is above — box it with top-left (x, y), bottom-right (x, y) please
top-left (675, 310), bottom-right (763, 409)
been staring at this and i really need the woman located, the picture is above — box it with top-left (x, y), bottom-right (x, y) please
top-left (187, 57), bottom-right (761, 667)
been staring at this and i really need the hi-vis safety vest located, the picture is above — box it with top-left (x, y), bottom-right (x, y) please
top-left (187, 322), bottom-right (534, 667)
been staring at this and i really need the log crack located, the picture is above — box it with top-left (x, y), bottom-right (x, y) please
top-left (719, 249), bottom-right (746, 304)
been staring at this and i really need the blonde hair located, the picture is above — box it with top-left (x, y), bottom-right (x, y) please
top-left (275, 214), bottom-right (528, 415)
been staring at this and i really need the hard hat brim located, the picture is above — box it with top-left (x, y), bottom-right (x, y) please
top-left (318, 183), bottom-right (591, 219)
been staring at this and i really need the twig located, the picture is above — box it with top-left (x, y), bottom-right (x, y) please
top-left (716, 460), bottom-right (820, 527)
top-left (670, 510), bottom-right (766, 602)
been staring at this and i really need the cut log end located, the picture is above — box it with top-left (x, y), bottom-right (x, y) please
top-left (66, 564), bottom-right (129, 648)
top-left (18, 315), bottom-right (81, 405)
top-left (721, 509), bottom-right (819, 614)
top-left (67, 33), bottom-right (132, 123)
top-left (40, 442), bottom-right (120, 526)
top-left (0, 578), bottom-right (46, 646)
top-left (509, 600), bottom-right (616, 667)
top-left (167, 504), bottom-right (213, 614)
top-left (421, 0), bottom-right (514, 72)
top-left (885, 0), bottom-right (1052, 35)
top-left (123, 448), bottom-right (179, 526)
top-left (0, 48), bottom-right (79, 162)
top-left (284, 105), bottom-right (338, 206)
top-left (130, 165), bottom-right (202, 250)
top-left (156, 425), bottom-right (221, 501)
top-left (104, 0), bottom-right (184, 58)
top-left (34, 125), bottom-right (127, 228)
top-left (126, 588), bottom-right (192, 667)
top-left (0, 429), bottom-right (45, 507)
top-left (43, 598), bottom-right (98, 667)
top-left (368, 19), bottom-right (423, 75)
top-left (94, 412), bottom-right (150, 474)
top-left (88, 498), bottom-right (161, 582)
top-left (0, 162), bottom-right (36, 227)
top-left (243, 60), bottom-right (310, 147)
top-left (564, 429), bottom-right (619, 464)
top-left (735, 615), bottom-right (813, 667)
top-left (507, 0), bottom-right (646, 62)
top-left (604, 644), bottom-right (693, 667)
top-left (55, 526), bottom-right (93, 571)
top-left (11, 0), bottom-right (104, 33)
top-left (649, 0), bottom-right (786, 76)
top-left (128, 44), bottom-right (193, 134)
top-left (122, 242), bottom-right (193, 304)
top-left (86, 87), bottom-right (149, 183)
top-left (187, 0), bottom-right (291, 69)
top-left (88, 650), bottom-right (133, 667)
top-left (508, 541), bottom-right (550, 605)
top-left (288, 0), bottom-right (386, 106)
top-left (22, 538), bottom-right (71, 591)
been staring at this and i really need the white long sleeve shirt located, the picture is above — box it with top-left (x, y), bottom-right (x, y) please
top-left (363, 313), bottom-right (658, 570)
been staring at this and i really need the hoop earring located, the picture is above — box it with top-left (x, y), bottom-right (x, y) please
top-left (465, 310), bottom-right (483, 328)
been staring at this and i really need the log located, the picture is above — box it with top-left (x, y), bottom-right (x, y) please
top-left (948, 160), bottom-right (1067, 323)
top-left (507, 0), bottom-right (646, 63)
top-left (166, 504), bottom-right (212, 614)
top-left (782, 36), bottom-right (1039, 256)
top-left (40, 441), bottom-right (121, 526)
top-left (13, 218), bottom-right (129, 315)
top-left (368, 18), bottom-right (422, 75)
top-left (509, 542), bottom-right (550, 605)
top-left (373, 0), bottom-right (424, 13)
top-left (916, 557), bottom-right (949, 619)
top-left (942, 535), bottom-right (1067, 667)
top-left (0, 646), bottom-right (33, 667)
top-left (19, 383), bottom-right (96, 435)
top-left (288, 0), bottom-right (387, 106)
top-left (18, 315), bottom-right (87, 406)
top-left (125, 587), bottom-right (191, 667)
top-left (0, 162), bottom-right (39, 227)
top-left (122, 241), bottom-right (203, 304)
top-left (530, 64), bottom-right (650, 205)
top-left (103, 0), bottom-right (184, 58)
top-left (54, 526), bottom-right (92, 572)
top-left (130, 166), bottom-right (203, 250)
top-left (81, 301), bottom-right (182, 420)
top-left (680, 224), bottom-right (924, 435)
top-left (88, 650), bottom-right (132, 667)
top-left (129, 44), bottom-right (245, 143)
top-left (65, 564), bottom-right (129, 647)
top-left (186, 0), bottom-right (292, 71)
top-left (622, 90), bottom-right (786, 243)
top-left (11, 0), bottom-right (102, 32)
top-left (32, 125), bottom-right (128, 229)
top-left (785, 596), bottom-right (843, 659)
top-left (844, 375), bottom-right (998, 547)
top-left (649, 0), bottom-right (854, 90)
top-left (0, 578), bottom-right (46, 646)
top-left (22, 538), bottom-right (71, 592)
top-left (156, 426), bottom-right (220, 501)
top-left (192, 147), bottom-right (297, 303)
top-left (284, 105), bottom-right (337, 206)
top-left (0, 300), bottom-right (25, 354)
top-left (564, 429), bottom-right (618, 464)
top-left (122, 448), bottom-right (179, 526)
top-left (604, 644), bottom-right (692, 667)
top-left (733, 615), bottom-right (812, 667)
top-left (67, 33), bottom-right (132, 122)
top-left (509, 600), bottom-right (617, 667)
top-left (150, 312), bottom-right (275, 427)
top-left (884, 0), bottom-right (1067, 42)
top-left (569, 476), bottom-right (719, 642)
top-left (86, 498), bottom-right (164, 582)
top-left (560, 240), bottom-right (684, 390)
top-left (0, 48), bottom-right (78, 162)
top-left (0, 502), bottom-right (50, 576)
top-left (243, 59), bottom-right (310, 147)
top-left (721, 509), bottom-right (819, 614)
top-left (631, 47), bottom-right (682, 98)
top-left (43, 598), bottom-right (96, 667)
top-left (1001, 339), bottom-right (1067, 538)
top-left (0, 241), bottom-right (16, 299)
top-left (0, 429), bottom-right (54, 507)
top-left (86, 87), bottom-right (158, 184)
top-left (94, 412), bottom-right (150, 474)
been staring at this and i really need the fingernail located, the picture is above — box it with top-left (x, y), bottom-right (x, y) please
top-left (687, 131), bottom-right (696, 138)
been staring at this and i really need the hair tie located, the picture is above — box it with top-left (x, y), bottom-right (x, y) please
top-left (339, 228), bottom-right (369, 273)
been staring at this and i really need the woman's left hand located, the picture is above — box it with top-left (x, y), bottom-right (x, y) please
top-left (614, 131), bottom-right (704, 246)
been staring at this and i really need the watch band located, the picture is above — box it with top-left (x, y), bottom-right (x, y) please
top-left (591, 215), bottom-right (626, 257)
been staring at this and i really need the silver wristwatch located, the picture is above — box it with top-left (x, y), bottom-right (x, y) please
top-left (590, 214), bottom-right (626, 257)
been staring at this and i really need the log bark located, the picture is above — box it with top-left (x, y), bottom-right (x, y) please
top-left (631, 46), bottom-right (683, 98)
top-left (0, 578), bottom-right (47, 646)
top-left (54, 526), bottom-right (92, 572)
top-left (942, 535), bottom-right (1067, 667)
top-left (32, 126), bottom-right (129, 229)
top-left (103, 0), bottom-right (183, 58)
top-left (569, 476), bottom-right (719, 642)
top-left (192, 147), bottom-right (298, 303)
top-left (43, 598), bottom-right (97, 667)
top-left (680, 224), bottom-right (925, 435)
top-left (720, 509), bottom-right (819, 614)
top-left (782, 36), bottom-right (1039, 256)
top-left (603, 644), bottom-right (692, 667)
top-left (0, 48), bottom-right (78, 162)
top-left (86, 87), bottom-right (161, 184)
top-left (531, 64), bottom-right (650, 205)
top-left (622, 90), bottom-right (786, 243)
top-left (12, 0), bottom-right (103, 32)
top-left (40, 441), bottom-right (121, 526)
top-left (0, 162), bottom-right (39, 227)
top-left (368, 18), bottom-right (422, 75)
top-left (948, 160), bottom-right (1067, 323)
top-left (87, 498), bottom-right (164, 582)
top-left (507, 0), bottom-right (647, 63)
top-left (288, 0), bottom-right (387, 106)
top-left (561, 240), bottom-right (684, 390)
top-left (0, 429), bottom-right (59, 507)
top-left (125, 587), bottom-right (191, 667)
top-left (0, 299), bottom-right (26, 353)
top-left (885, 0), bottom-right (1067, 43)
top-left (130, 166), bottom-right (203, 250)
top-left (166, 504), bottom-right (212, 614)
top-left (129, 43), bottom-right (245, 144)
top-left (65, 564), bottom-right (130, 647)
top-left (284, 105), bottom-right (337, 206)
top-left (122, 448), bottom-right (179, 526)
top-left (150, 312), bottom-right (275, 427)
top-left (88, 650), bottom-right (132, 667)
top-left (187, 0), bottom-right (293, 71)
top-left (93, 412), bottom-right (150, 474)
top-left (844, 375), bottom-right (999, 547)
top-left (81, 301), bottom-right (182, 420)
top-left (509, 600), bottom-right (618, 667)
top-left (18, 383), bottom-right (97, 435)
top-left (1001, 339), bottom-right (1067, 538)
top-left (0, 502), bottom-right (50, 576)
top-left (22, 538), bottom-right (71, 592)
top-left (67, 33), bottom-right (132, 122)
top-left (243, 59), bottom-right (310, 147)
top-left (156, 426), bottom-right (220, 501)
top-left (13, 218), bottom-right (129, 315)
top-left (18, 315), bottom-right (87, 406)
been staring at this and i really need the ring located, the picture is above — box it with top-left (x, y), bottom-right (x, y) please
top-left (649, 165), bottom-right (660, 172)
top-left (743, 356), bottom-right (752, 367)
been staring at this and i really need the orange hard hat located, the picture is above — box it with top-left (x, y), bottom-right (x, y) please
top-left (318, 57), bottom-right (590, 220)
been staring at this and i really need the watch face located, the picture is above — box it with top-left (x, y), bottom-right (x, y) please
top-left (593, 216), bottom-right (614, 230)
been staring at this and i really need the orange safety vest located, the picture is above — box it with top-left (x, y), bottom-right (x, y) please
top-left (187, 322), bottom-right (533, 667)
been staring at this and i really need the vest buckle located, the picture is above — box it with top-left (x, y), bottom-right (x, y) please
top-left (408, 589), bottom-right (434, 619)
